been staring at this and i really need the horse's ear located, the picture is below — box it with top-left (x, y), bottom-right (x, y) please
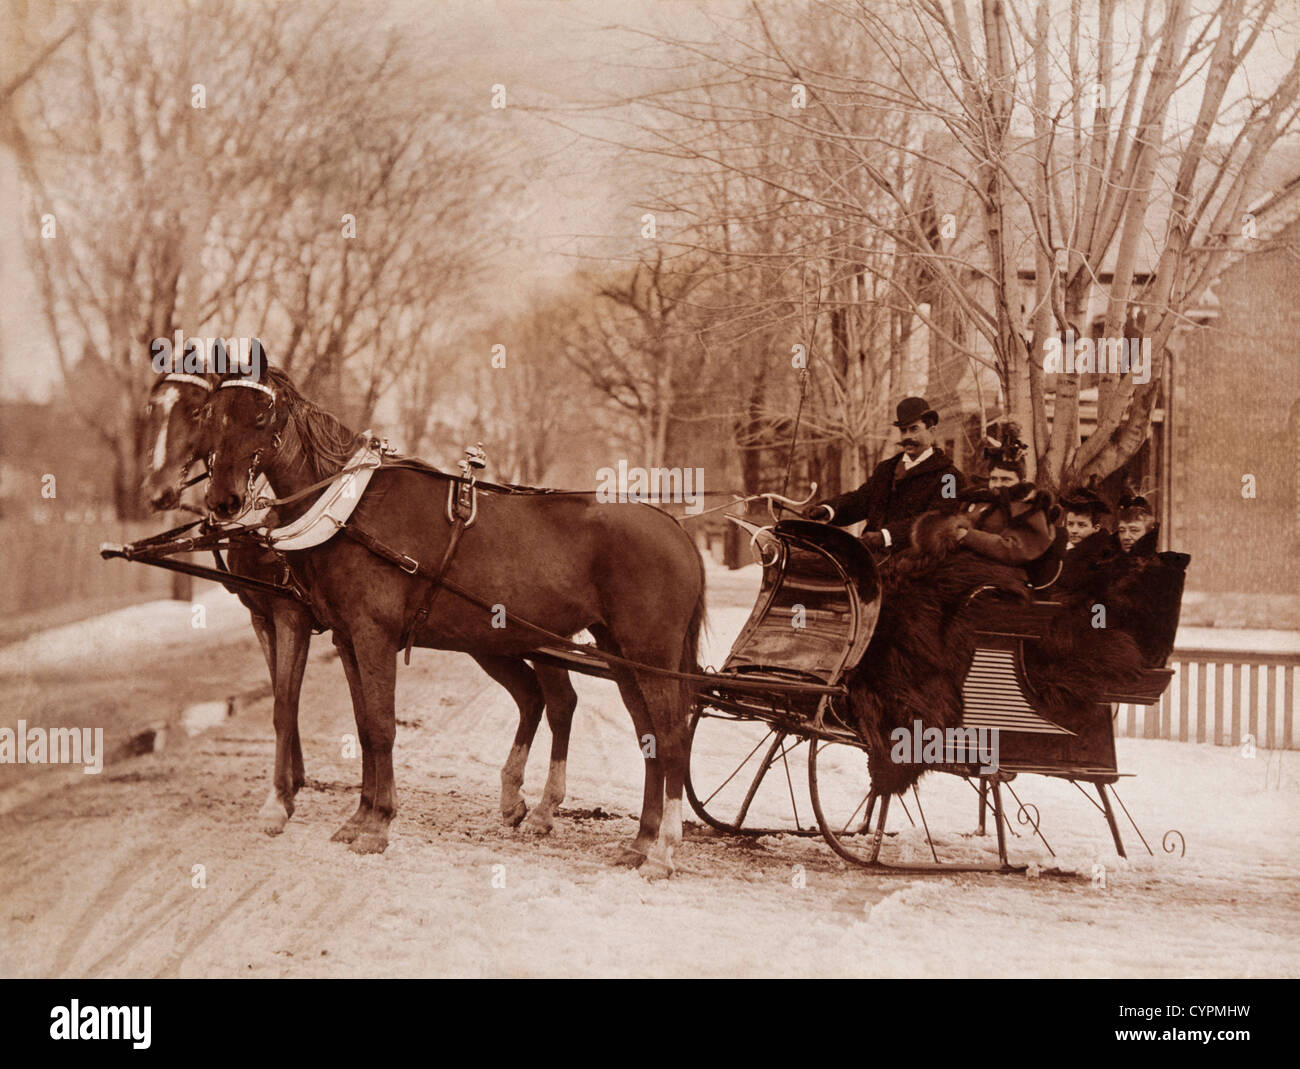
top-left (213, 340), bottom-right (272, 386)
top-left (247, 339), bottom-right (269, 380)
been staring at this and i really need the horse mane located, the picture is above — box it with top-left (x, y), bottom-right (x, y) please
top-left (261, 367), bottom-right (365, 480)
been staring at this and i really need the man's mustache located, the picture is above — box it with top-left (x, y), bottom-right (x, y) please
top-left (901, 439), bottom-right (919, 447)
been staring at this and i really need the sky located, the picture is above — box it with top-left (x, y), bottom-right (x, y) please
top-left (0, 0), bottom-right (742, 401)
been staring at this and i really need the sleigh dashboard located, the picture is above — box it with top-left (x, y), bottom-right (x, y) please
top-left (705, 521), bottom-right (881, 720)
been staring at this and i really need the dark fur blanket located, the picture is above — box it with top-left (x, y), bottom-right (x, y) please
top-left (846, 539), bottom-right (1157, 796)
top-left (1052, 546), bottom-right (1190, 668)
top-left (846, 551), bottom-right (1021, 795)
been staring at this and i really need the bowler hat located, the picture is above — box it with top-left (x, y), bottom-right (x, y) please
top-left (893, 396), bottom-right (939, 428)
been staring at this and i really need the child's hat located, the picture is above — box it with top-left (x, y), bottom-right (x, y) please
top-left (1060, 486), bottom-right (1111, 517)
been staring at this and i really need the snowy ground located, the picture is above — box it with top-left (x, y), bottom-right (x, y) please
top-left (0, 560), bottom-right (1297, 977)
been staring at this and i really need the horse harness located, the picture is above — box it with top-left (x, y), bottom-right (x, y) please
top-left (259, 442), bottom-right (489, 660)
top-left (140, 394), bottom-right (599, 667)
top-left (359, 445), bottom-right (485, 664)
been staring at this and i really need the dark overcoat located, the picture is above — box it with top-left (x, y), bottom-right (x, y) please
top-left (821, 449), bottom-right (964, 552)
top-left (910, 483), bottom-right (1063, 587)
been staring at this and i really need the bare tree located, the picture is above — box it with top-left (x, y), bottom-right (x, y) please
top-left (14, 0), bottom-right (519, 515)
top-left (561, 249), bottom-right (714, 468)
top-left (464, 300), bottom-right (594, 485)
top-left (583, 0), bottom-right (1300, 491)
top-left (553, 3), bottom-right (944, 493)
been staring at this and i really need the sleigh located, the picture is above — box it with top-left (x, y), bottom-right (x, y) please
top-left (684, 520), bottom-right (1186, 873)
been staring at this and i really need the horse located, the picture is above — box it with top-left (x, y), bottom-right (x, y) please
top-left (203, 364), bottom-right (705, 875)
top-left (141, 369), bottom-right (580, 838)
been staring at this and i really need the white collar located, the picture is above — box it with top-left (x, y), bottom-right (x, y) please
top-left (263, 435), bottom-right (383, 550)
top-left (901, 446), bottom-right (934, 470)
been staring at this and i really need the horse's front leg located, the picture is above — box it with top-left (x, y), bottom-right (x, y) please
top-left (258, 603), bottom-right (313, 835)
top-left (249, 609), bottom-right (276, 681)
top-left (346, 627), bottom-right (399, 855)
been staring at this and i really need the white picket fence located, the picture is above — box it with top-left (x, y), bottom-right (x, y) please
top-left (1115, 649), bottom-right (1299, 750)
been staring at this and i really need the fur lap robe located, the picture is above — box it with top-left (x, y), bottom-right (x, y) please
top-left (845, 549), bottom-right (1026, 796)
top-left (1051, 530), bottom-right (1190, 669)
top-left (845, 514), bottom-right (1151, 797)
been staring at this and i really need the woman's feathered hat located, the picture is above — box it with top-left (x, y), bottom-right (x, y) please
top-left (1060, 484), bottom-right (1112, 518)
top-left (982, 420), bottom-right (1028, 477)
top-left (1117, 486), bottom-right (1154, 522)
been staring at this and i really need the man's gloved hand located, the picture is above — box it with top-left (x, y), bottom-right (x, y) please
top-left (861, 530), bottom-right (885, 550)
top-left (804, 503), bottom-right (834, 522)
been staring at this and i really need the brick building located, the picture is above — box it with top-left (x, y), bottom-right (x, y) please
top-left (1169, 181), bottom-right (1300, 626)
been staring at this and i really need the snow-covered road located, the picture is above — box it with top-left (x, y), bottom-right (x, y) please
top-left (1, 561), bottom-right (1296, 977)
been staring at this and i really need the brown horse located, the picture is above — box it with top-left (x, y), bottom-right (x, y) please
top-left (141, 370), bottom-right (580, 837)
top-left (203, 365), bottom-right (705, 875)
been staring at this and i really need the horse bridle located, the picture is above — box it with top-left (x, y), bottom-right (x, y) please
top-left (211, 379), bottom-right (382, 516)
top-left (149, 373), bottom-right (216, 501)
top-left (216, 378), bottom-right (283, 513)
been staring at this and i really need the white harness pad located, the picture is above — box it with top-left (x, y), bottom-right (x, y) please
top-left (259, 436), bottom-right (383, 550)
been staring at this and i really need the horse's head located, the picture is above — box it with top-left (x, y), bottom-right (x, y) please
top-left (204, 364), bottom-right (290, 521)
top-left (141, 371), bottom-right (217, 512)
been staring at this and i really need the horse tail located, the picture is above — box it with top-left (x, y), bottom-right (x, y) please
top-left (679, 553), bottom-right (707, 713)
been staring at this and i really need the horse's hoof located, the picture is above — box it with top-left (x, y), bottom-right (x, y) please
top-left (614, 845), bottom-right (648, 867)
top-left (520, 812), bottom-right (553, 837)
top-left (349, 831), bottom-right (388, 855)
top-left (639, 856), bottom-right (674, 881)
top-left (331, 822), bottom-right (361, 843)
top-left (259, 794), bottom-right (292, 836)
top-left (261, 811), bottom-right (290, 836)
top-left (501, 800), bottom-right (528, 828)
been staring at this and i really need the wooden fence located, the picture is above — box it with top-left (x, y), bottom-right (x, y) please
top-left (0, 517), bottom-right (178, 619)
top-left (1116, 649), bottom-right (1299, 750)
